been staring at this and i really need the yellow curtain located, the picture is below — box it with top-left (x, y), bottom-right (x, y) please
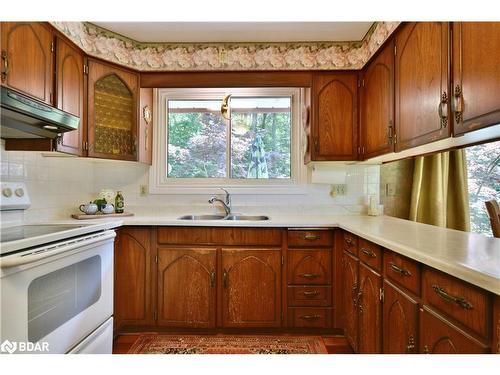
top-left (409, 149), bottom-right (470, 231)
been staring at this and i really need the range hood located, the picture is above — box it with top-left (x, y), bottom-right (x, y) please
top-left (0, 86), bottom-right (80, 139)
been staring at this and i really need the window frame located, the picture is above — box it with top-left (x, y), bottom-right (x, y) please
top-left (150, 87), bottom-right (308, 195)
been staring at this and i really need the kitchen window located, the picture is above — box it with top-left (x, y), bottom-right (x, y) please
top-left (151, 88), bottom-right (307, 194)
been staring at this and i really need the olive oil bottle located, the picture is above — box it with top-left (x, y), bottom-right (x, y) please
top-left (115, 191), bottom-right (124, 213)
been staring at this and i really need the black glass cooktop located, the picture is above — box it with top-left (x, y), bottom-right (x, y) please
top-left (0, 225), bottom-right (86, 244)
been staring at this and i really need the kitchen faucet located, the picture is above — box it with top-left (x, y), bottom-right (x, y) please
top-left (208, 188), bottom-right (232, 216)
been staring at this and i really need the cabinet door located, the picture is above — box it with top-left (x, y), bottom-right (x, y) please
top-left (157, 248), bottom-right (216, 328)
top-left (87, 59), bottom-right (139, 161)
top-left (311, 72), bottom-right (358, 161)
top-left (395, 22), bottom-right (450, 151)
top-left (221, 248), bottom-right (281, 327)
top-left (1, 22), bottom-right (53, 104)
top-left (383, 280), bottom-right (418, 353)
top-left (357, 262), bottom-right (382, 353)
top-left (360, 39), bottom-right (395, 159)
top-left (452, 22), bottom-right (500, 135)
top-left (420, 307), bottom-right (489, 353)
top-left (287, 249), bottom-right (332, 285)
top-left (138, 88), bottom-right (153, 164)
top-left (114, 227), bottom-right (154, 331)
top-left (55, 36), bottom-right (85, 156)
top-left (342, 251), bottom-right (359, 352)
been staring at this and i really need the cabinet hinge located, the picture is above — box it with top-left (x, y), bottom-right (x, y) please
top-left (393, 132), bottom-right (397, 144)
top-left (83, 64), bottom-right (89, 75)
top-left (361, 79), bottom-right (365, 87)
top-left (357, 79), bottom-right (361, 88)
top-left (281, 255), bottom-right (284, 266)
top-left (155, 254), bottom-right (158, 264)
top-left (379, 287), bottom-right (385, 302)
top-left (51, 41), bottom-right (54, 53)
top-left (394, 44), bottom-right (397, 56)
top-left (83, 141), bottom-right (88, 151)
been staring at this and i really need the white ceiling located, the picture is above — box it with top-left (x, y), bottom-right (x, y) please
top-left (91, 22), bottom-right (374, 43)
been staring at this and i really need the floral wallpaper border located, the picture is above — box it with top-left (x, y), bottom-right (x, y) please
top-left (51, 21), bottom-right (400, 71)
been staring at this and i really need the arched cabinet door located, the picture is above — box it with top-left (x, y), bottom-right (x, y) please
top-left (311, 72), bottom-right (358, 161)
top-left (87, 58), bottom-right (139, 161)
top-left (1, 22), bottom-right (53, 104)
top-left (287, 249), bottom-right (331, 285)
top-left (157, 248), bottom-right (217, 328)
top-left (221, 248), bottom-right (281, 327)
top-left (357, 262), bottom-right (382, 353)
top-left (341, 251), bottom-right (359, 352)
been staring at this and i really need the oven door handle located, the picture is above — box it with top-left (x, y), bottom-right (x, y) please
top-left (0, 230), bottom-right (116, 268)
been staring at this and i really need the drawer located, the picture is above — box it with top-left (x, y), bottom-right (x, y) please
top-left (383, 250), bottom-right (421, 296)
top-left (287, 286), bottom-right (332, 307)
top-left (343, 231), bottom-right (358, 255)
top-left (287, 230), bottom-right (333, 247)
top-left (287, 249), bottom-right (332, 285)
top-left (422, 267), bottom-right (490, 339)
top-left (288, 307), bottom-right (333, 328)
top-left (358, 238), bottom-right (382, 271)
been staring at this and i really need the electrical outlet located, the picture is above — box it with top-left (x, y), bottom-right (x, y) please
top-left (139, 185), bottom-right (148, 197)
top-left (330, 184), bottom-right (346, 197)
top-left (386, 183), bottom-right (396, 197)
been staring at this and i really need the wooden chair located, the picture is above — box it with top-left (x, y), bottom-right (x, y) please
top-left (485, 200), bottom-right (500, 238)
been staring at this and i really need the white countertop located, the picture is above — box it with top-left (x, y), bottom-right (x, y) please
top-left (53, 213), bottom-right (500, 295)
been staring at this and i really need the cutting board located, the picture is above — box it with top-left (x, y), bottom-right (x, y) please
top-left (71, 212), bottom-right (134, 220)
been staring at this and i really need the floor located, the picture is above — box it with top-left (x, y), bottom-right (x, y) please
top-left (113, 333), bottom-right (353, 354)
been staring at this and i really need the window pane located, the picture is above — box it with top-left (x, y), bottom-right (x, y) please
top-left (465, 139), bottom-right (500, 237)
top-left (167, 100), bottom-right (227, 178)
top-left (230, 97), bottom-right (291, 179)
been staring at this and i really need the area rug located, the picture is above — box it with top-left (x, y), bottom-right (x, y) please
top-left (127, 334), bottom-right (328, 354)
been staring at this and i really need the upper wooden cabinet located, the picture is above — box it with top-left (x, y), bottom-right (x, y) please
top-left (310, 72), bottom-right (358, 161)
top-left (55, 36), bottom-right (85, 156)
top-left (452, 22), bottom-right (500, 135)
top-left (359, 39), bottom-right (395, 159)
top-left (1, 22), bottom-right (54, 105)
top-left (87, 58), bottom-right (139, 161)
top-left (395, 22), bottom-right (450, 151)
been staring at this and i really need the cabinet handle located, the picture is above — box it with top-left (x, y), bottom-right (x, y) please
top-left (300, 273), bottom-right (320, 279)
top-left (431, 285), bottom-right (474, 310)
top-left (344, 237), bottom-right (353, 246)
top-left (302, 234), bottom-right (320, 240)
top-left (453, 84), bottom-right (463, 124)
top-left (438, 91), bottom-right (448, 128)
top-left (361, 248), bottom-right (376, 258)
top-left (389, 262), bottom-right (412, 277)
top-left (314, 137), bottom-right (319, 153)
top-left (357, 291), bottom-right (363, 313)
top-left (210, 270), bottom-right (215, 288)
top-left (302, 290), bottom-right (319, 297)
top-left (387, 120), bottom-right (393, 145)
top-left (223, 269), bottom-right (228, 288)
top-left (1, 50), bottom-right (9, 82)
top-left (406, 335), bottom-right (416, 353)
top-left (300, 314), bottom-right (321, 321)
top-left (351, 282), bottom-right (358, 307)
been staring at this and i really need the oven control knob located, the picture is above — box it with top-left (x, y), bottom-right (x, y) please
top-left (15, 188), bottom-right (25, 197)
top-left (2, 188), bottom-right (13, 197)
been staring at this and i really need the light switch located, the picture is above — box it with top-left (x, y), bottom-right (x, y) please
top-left (386, 183), bottom-right (396, 196)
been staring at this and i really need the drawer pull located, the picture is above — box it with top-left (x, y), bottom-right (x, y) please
top-left (431, 285), bottom-right (474, 310)
top-left (344, 237), bottom-right (353, 246)
top-left (303, 290), bottom-right (319, 297)
top-left (303, 234), bottom-right (320, 240)
top-left (300, 314), bottom-right (321, 321)
top-left (361, 248), bottom-right (377, 258)
top-left (300, 273), bottom-right (320, 279)
top-left (389, 262), bottom-right (412, 277)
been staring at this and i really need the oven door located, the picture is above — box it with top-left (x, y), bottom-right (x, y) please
top-left (0, 231), bottom-right (115, 354)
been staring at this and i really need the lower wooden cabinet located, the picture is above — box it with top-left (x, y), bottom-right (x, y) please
top-left (342, 250), bottom-right (359, 351)
top-left (419, 307), bottom-right (488, 354)
top-left (358, 262), bottom-right (382, 353)
top-left (383, 280), bottom-right (419, 353)
top-left (221, 248), bottom-right (281, 328)
top-left (157, 248), bottom-right (216, 328)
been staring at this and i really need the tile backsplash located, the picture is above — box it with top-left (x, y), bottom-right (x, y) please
top-left (1, 140), bottom-right (380, 222)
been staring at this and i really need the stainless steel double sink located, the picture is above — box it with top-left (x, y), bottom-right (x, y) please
top-left (178, 214), bottom-right (269, 221)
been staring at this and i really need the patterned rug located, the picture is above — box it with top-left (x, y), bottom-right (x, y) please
top-left (127, 334), bottom-right (328, 354)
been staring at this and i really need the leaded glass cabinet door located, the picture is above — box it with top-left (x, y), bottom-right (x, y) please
top-left (88, 59), bottom-right (139, 160)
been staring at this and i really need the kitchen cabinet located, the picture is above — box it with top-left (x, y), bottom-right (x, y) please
top-left (221, 248), bottom-right (281, 327)
top-left (287, 249), bottom-right (332, 285)
top-left (87, 58), bottom-right (139, 161)
top-left (138, 88), bottom-right (153, 164)
top-left (1, 22), bottom-right (54, 105)
top-left (55, 36), bottom-right (85, 156)
top-left (359, 39), bottom-right (395, 159)
top-left (383, 280), bottom-right (418, 353)
top-left (357, 262), bottom-right (382, 353)
top-left (157, 248), bottom-right (216, 328)
top-left (342, 250), bottom-right (359, 352)
top-left (310, 72), bottom-right (358, 161)
top-left (114, 227), bottom-right (155, 332)
top-left (452, 22), bottom-right (500, 135)
top-left (395, 22), bottom-right (450, 151)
